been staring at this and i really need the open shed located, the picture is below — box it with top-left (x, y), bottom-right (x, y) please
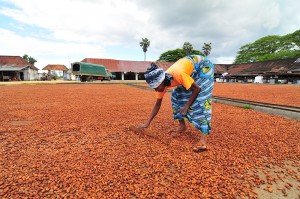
top-left (0, 55), bottom-right (39, 81)
top-left (42, 64), bottom-right (69, 80)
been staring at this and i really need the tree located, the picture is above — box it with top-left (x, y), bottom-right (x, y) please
top-left (139, 38), bottom-right (150, 61)
top-left (183, 42), bottom-right (193, 55)
top-left (158, 49), bottom-right (202, 62)
top-left (23, 54), bottom-right (37, 65)
top-left (234, 29), bottom-right (300, 64)
top-left (202, 42), bottom-right (212, 56)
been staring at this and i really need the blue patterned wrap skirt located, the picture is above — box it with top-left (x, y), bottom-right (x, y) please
top-left (171, 56), bottom-right (214, 135)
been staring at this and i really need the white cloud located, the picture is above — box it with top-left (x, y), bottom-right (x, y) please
top-left (0, 28), bottom-right (105, 68)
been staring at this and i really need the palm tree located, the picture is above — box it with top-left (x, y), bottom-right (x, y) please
top-left (23, 54), bottom-right (37, 65)
top-left (139, 38), bottom-right (150, 61)
top-left (202, 42), bottom-right (212, 56)
top-left (183, 42), bottom-right (193, 55)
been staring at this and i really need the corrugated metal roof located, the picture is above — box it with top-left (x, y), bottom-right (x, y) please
top-left (81, 58), bottom-right (155, 73)
top-left (289, 68), bottom-right (300, 73)
top-left (42, 64), bottom-right (68, 71)
top-left (227, 58), bottom-right (299, 75)
top-left (0, 65), bottom-right (27, 71)
top-left (214, 64), bottom-right (229, 74)
top-left (0, 55), bottom-right (38, 70)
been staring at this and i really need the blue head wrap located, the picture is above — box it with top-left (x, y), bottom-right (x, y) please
top-left (144, 63), bottom-right (165, 88)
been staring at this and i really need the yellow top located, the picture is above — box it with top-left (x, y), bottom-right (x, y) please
top-left (156, 58), bottom-right (194, 99)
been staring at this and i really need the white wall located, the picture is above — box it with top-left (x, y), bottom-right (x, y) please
top-left (22, 68), bottom-right (39, 80)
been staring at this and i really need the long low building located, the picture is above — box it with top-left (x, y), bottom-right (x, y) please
top-left (220, 58), bottom-right (300, 83)
top-left (81, 58), bottom-right (169, 80)
top-left (81, 57), bottom-right (300, 83)
top-left (81, 58), bottom-right (227, 80)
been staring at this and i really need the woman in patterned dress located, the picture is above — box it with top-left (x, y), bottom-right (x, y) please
top-left (141, 55), bottom-right (214, 152)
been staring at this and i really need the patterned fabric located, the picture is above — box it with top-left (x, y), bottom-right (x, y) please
top-left (144, 63), bottom-right (165, 88)
top-left (171, 55), bottom-right (214, 135)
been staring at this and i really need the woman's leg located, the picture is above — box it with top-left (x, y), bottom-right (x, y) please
top-left (197, 133), bottom-right (208, 147)
top-left (171, 119), bottom-right (187, 137)
top-left (177, 119), bottom-right (187, 133)
top-left (171, 87), bottom-right (189, 136)
top-left (192, 118), bottom-right (211, 152)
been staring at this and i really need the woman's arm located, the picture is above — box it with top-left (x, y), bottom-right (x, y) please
top-left (140, 98), bottom-right (163, 128)
top-left (180, 82), bottom-right (201, 115)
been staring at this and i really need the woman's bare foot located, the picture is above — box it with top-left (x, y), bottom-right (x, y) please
top-left (171, 120), bottom-right (187, 137)
top-left (193, 147), bottom-right (207, 152)
top-left (176, 125), bottom-right (187, 133)
top-left (171, 126), bottom-right (186, 137)
top-left (193, 134), bottom-right (208, 152)
top-left (177, 119), bottom-right (187, 132)
top-left (193, 141), bottom-right (207, 152)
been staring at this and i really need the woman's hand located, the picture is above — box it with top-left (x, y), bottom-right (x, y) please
top-left (181, 82), bottom-right (200, 116)
top-left (139, 98), bottom-right (162, 130)
top-left (180, 107), bottom-right (189, 116)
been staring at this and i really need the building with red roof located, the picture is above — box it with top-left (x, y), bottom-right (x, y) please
top-left (81, 57), bottom-right (300, 83)
top-left (0, 55), bottom-right (39, 81)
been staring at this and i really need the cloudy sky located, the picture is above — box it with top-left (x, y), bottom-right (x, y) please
top-left (0, 0), bottom-right (299, 69)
